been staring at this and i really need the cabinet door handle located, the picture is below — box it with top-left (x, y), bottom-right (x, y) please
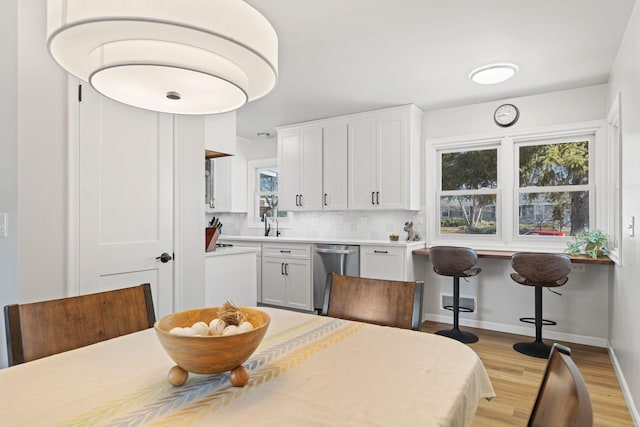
top-left (281, 262), bottom-right (284, 275)
top-left (284, 263), bottom-right (289, 275)
top-left (299, 194), bottom-right (303, 207)
top-left (371, 192), bottom-right (375, 205)
top-left (324, 193), bottom-right (328, 206)
top-left (295, 194), bottom-right (299, 206)
top-left (376, 191), bottom-right (380, 205)
top-left (374, 250), bottom-right (388, 254)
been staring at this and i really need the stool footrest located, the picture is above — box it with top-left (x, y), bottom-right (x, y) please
top-left (443, 305), bottom-right (474, 313)
top-left (518, 317), bottom-right (556, 326)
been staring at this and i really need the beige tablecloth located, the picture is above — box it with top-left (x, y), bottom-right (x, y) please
top-left (0, 307), bottom-right (494, 426)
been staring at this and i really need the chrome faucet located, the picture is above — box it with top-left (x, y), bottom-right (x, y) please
top-left (263, 213), bottom-right (271, 236)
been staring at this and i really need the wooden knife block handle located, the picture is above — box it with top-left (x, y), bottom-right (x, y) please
top-left (205, 227), bottom-right (220, 252)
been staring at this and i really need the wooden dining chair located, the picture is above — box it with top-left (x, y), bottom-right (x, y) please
top-left (321, 273), bottom-right (424, 330)
top-left (4, 283), bottom-right (156, 366)
top-left (528, 343), bottom-right (593, 427)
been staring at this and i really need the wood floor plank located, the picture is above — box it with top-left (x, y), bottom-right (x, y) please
top-left (420, 321), bottom-right (634, 426)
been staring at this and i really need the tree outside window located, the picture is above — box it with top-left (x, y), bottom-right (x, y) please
top-left (517, 138), bottom-right (590, 236)
top-left (439, 148), bottom-right (498, 235)
top-left (254, 166), bottom-right (287, 222)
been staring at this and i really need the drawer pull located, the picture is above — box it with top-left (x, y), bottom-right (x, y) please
top-left (280, 250), bottom-right (291, 254)
top-left (374, 250), bottom-right (388, 254)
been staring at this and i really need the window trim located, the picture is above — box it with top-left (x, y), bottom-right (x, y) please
top-left (606, 93), bottom-right (622, 264)
top-left (426, 120), bottom-right (607, 252)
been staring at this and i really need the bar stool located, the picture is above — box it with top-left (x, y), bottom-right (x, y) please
top-left (430, 246), bottom-right (481, 344)
top-left (510, 252), bottom-right (571, 358)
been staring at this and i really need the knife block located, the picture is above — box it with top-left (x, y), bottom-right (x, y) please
top-left (205, 227), bottom-right (220, 252)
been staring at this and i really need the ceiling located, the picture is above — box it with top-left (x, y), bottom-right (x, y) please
top-left (237, 0), bottom-right (636, 138)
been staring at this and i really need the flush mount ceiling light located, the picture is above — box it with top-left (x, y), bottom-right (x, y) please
top-left (47, 0), bottom-right (278, 115)
top-left (469, 63), bottom-right (518, 85)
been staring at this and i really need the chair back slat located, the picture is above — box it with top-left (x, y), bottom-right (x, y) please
top-left (322, 274), bottom-right (423, 330)
top-left (4, 284), bottom-right (155, 366)
top-left (528, 343), bottom-right (593, 427)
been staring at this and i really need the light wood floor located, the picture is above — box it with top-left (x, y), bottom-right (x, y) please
top-left (420, 321), bottom-right (634, 426)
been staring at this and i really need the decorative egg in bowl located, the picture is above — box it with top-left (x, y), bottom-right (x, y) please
top-left (154, 304), bottom-right (270, 387)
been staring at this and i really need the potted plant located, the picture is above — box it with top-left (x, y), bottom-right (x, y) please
top-left (566, 229), bottom-right (609, 259)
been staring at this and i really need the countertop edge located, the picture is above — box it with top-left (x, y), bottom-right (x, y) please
top-left (412, 248), bottom-right (614, 265)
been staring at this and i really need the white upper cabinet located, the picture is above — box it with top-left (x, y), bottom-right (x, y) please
top-left (322, 122), bottom-right (348, 210)
top-left (348, 106), bottom-right (421, 210)
top-left (278, 127), bottom-right (323, 211)
top-left (277, 104), bottom-right (422, 212)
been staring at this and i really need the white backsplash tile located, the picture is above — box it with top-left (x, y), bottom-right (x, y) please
top-left (207, 210), bottom-right (426, 241)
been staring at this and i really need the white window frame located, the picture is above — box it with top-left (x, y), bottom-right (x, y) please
top-left (426, 120), bottom-right (607, 252)
top-left (247, 158), bottom-right (288, 229)
top-left (512, 133), bottom-right (594, 244)
top-left (606, 93), bottom-right (622, 264)
top-left (435, 142), bottom-right (502, 243)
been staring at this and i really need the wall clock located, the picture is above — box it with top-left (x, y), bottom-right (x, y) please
top-left (494, 103), bottom-right (519, 127)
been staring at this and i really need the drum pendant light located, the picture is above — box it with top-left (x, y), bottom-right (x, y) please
top-left (47, 0), bottom-right (278, 115)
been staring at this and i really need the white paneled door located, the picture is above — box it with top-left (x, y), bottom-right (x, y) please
top-left (77, 84), bottom-right (174, 318)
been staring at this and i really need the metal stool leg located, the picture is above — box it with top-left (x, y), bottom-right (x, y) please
top-left (514, 286), bottom-right (551, 358)
top-left (436, 277), bottom-right (478, 344)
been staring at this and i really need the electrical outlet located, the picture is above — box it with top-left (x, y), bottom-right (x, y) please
top-left (0, 213), bottom-right (6, 238)
top-left (571, 264), bottom-right (585, 273)
top-left (628, 216), bottom-right (635, 237)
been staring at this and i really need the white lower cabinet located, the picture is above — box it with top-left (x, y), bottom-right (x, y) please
top-left (261, 243), bottom-right (312, 311)
top-left (360, 245), bottom-right (405, 281)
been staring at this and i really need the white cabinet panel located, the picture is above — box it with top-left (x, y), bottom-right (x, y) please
top-left (360, 245), bottom-right (405, 281)
top-left (261, 243), bottom-right (312, 311)
top-left (322, 123), bottom-right (348, 210)
top-left (348, 117), bottom-right (377, 209)
top-left (205, 250), bottom-right (257, 307)
top-left (278, 128), bottom-right (323, 211)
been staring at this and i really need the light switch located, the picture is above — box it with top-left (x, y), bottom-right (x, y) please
top-left (0, 213), bottom-right (6, 238)
top-left (628, 216), bottom-right (635, 237)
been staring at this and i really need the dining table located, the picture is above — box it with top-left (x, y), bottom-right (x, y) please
top-left (0, 306), bottom-right (495, 426)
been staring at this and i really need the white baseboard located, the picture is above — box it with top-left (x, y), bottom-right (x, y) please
top-left (422, 313), bottom-right (608, 348)
top-left (608, 345), bottom-right (640, 426)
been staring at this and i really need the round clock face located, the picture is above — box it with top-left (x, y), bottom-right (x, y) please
top-left (494, 104), bottom-right (519, 127)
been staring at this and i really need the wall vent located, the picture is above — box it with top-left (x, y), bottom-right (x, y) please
top-left (441, 294), bottom-right (476, 313)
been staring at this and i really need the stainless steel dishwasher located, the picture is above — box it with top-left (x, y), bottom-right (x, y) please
top-left (313, 244), bottom-right (360, 311)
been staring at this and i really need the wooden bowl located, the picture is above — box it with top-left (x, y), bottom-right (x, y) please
top-left (154, 307), bottom-right (270, 386)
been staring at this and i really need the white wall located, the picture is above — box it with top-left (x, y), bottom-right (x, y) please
top-left (17, 0), bottom-right (68, 303)
top-left (0, 0), bottom-right (19, 369)
top-left (419, 85), bottom-right (612, 348)
top-left (606, 1), bottom-right (640, 422)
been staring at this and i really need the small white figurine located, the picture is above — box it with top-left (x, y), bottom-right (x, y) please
top-left (404, 221), bottom-right (421, 241)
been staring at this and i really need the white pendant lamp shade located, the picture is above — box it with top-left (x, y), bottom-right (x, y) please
top-left (47, 0), bottom-right (278, 114)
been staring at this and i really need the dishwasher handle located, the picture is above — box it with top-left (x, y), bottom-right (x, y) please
top-left (315, 248), bottom-right (357, 255)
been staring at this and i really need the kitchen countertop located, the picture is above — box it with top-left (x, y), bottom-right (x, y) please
top-left (205, 246), bottom-right (260, 257)
top-left (217, 235), bottom-right (426, 248)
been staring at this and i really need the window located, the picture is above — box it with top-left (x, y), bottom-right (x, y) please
top-left (248, 159), bottom-right (287, 227)
top-left (429, 121), bottom-right (605, 249)
top-left (516, 137), bottom-right (592, 238)
top-left (438, 147), bottom-right (499, 235)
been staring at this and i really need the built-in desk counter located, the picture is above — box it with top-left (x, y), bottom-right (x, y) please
top-left (412, 248), bottom-right (614, 265)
